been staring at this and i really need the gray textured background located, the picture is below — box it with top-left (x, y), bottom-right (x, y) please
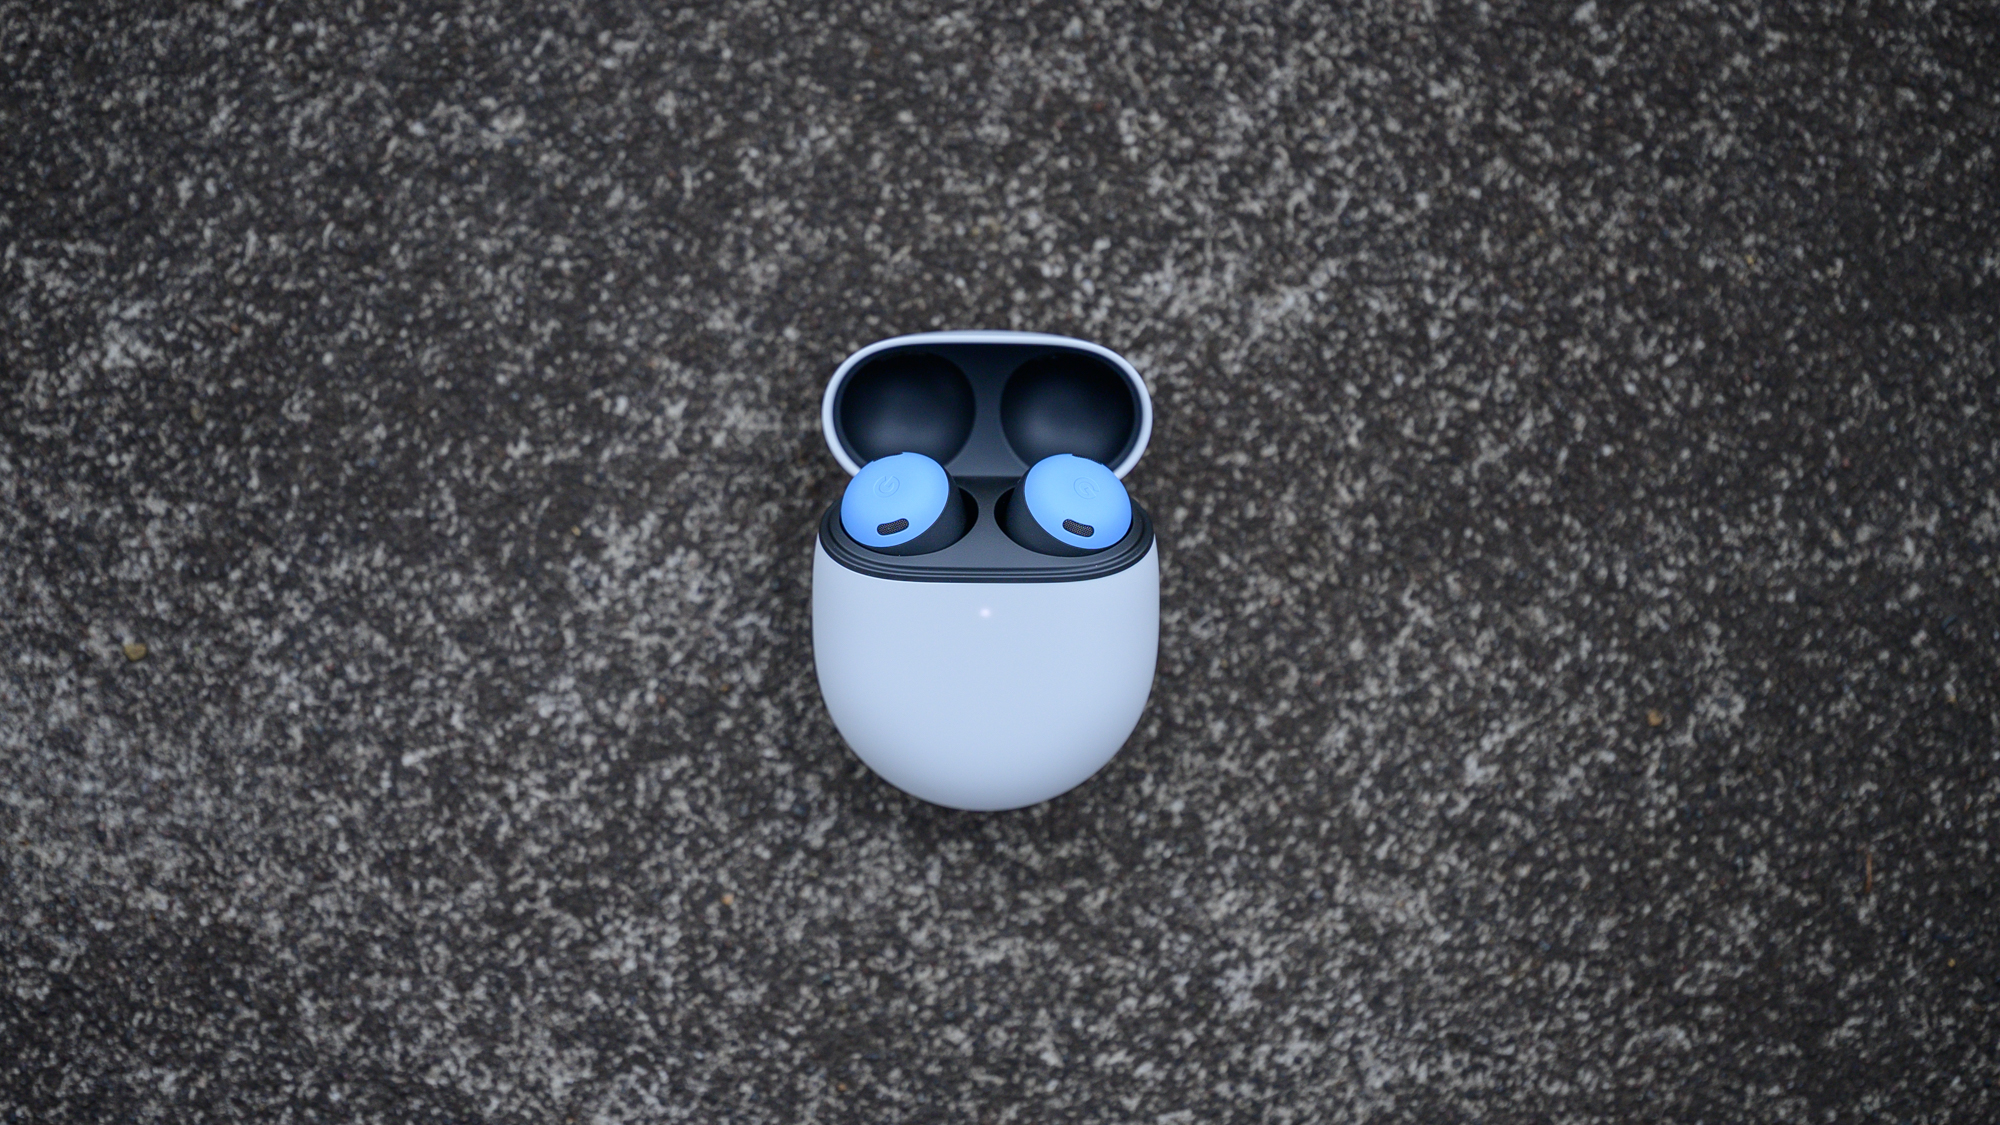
top-left (4, 2), bottom-right (1997, 1121)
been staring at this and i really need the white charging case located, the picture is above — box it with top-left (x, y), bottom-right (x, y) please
top-left (811, 331), bottom-right (1159, 811)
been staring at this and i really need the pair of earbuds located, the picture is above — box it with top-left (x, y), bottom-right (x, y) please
top-left (841, 452), bottom-right (1131, 558)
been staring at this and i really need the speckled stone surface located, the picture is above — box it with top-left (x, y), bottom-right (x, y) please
top-left (4, 2), bottom-right (1997, 1121)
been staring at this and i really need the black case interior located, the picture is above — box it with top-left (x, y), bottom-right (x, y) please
top-left (822, 340), bottom-right (1155, 583)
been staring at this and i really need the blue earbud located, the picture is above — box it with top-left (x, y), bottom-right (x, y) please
top-left (1003, 454), bottom-right (1132, 555)
top-left (841, 451), bottom-right (968, 555)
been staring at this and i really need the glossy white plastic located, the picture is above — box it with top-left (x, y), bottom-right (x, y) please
top-left (812, 539), bottom-right (1159, 811)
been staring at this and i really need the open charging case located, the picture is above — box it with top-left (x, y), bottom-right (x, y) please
top-left (812, 331), bottom-right (1160, 811)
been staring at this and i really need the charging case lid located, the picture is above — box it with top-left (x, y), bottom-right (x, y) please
top-left (820, 331), bottom-right (1153, 479)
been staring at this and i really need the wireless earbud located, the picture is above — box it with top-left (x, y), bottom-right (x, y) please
top-left (840, 451), bottom-right (969, 555)
top-left (1001, 453), bottom-right (1132, 556)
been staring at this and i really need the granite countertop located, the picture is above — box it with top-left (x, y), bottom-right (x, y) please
top-left (4, 3), bottom-right (1996, 1121)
